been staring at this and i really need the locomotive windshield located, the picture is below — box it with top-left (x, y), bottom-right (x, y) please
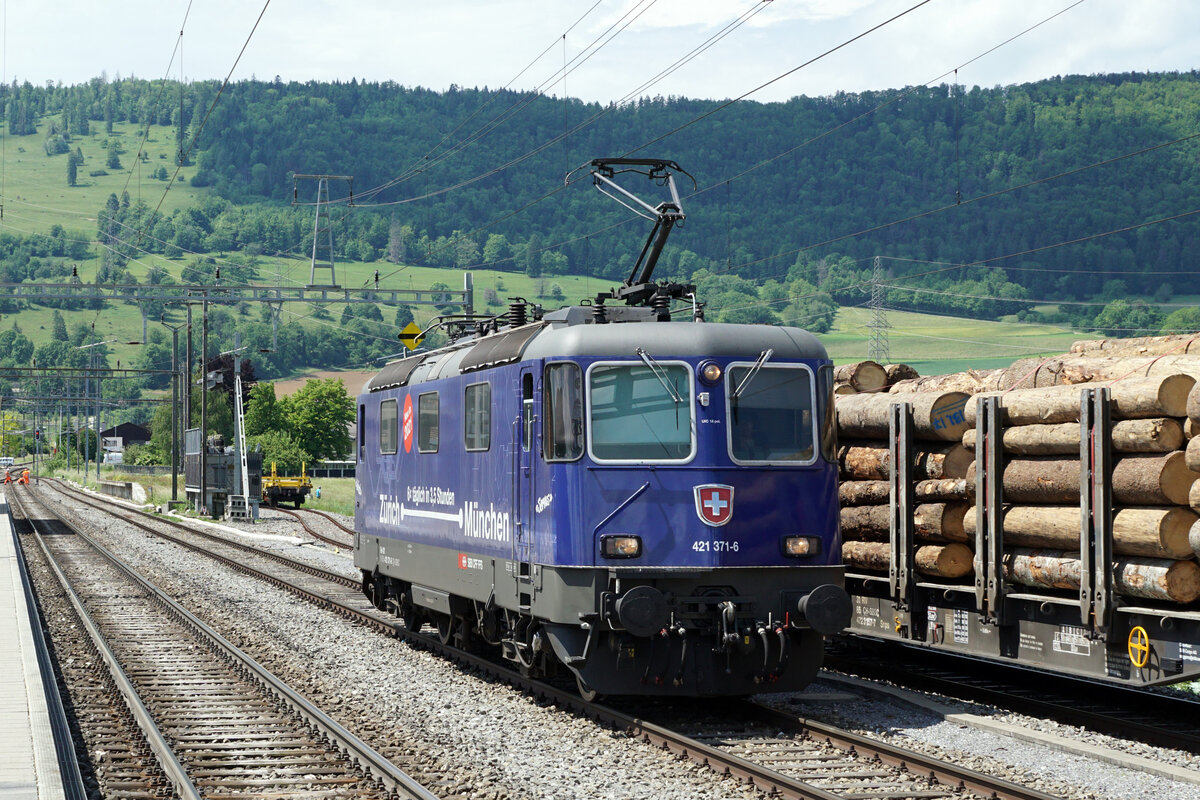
top-left (588, 363), bottom-right (694, 461)
top-left (727, 364), bottom-right (816, 463)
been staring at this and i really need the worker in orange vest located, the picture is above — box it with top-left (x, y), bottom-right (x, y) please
top-left (18, 468), bottom-right (29, 485)
top-left (2, 468), bottom-right (11, 484)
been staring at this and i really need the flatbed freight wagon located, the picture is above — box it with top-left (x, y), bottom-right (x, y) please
top-left (262, 462), bottom-right (312, 508)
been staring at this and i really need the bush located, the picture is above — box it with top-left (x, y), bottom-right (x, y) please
top-left (125, 443), bottom-right (167, 465)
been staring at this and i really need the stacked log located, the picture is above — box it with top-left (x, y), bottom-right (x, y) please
top-left (883, 363), bottom-right (920, 384)
top-left (837, 360), bottom-right (1200, 605)
top-left (834, 360), bottom-right (888, 394)
top-left (1070, 333), bottom-right (1200, 357)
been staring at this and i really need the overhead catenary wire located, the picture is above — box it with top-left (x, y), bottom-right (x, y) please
top-left (136, 0), bottom-right (274, 251)
top-left (369, 0), bottom-right (1097, 285)
top-left (349, 0), bottom-right (769, 210)
top-left (351, 0), bottom-right (654, 205)
top-left (119, 0), bottom-right (197, 201)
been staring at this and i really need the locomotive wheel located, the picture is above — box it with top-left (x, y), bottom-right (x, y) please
top-left (397, 595), bottom-right (425, 634)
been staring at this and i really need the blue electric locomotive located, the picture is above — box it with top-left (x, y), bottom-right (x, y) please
top-left (354, 159), bottom-right (851, 697)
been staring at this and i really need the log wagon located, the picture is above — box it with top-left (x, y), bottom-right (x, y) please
top-left (841, 378), bottom-right (1200, 687)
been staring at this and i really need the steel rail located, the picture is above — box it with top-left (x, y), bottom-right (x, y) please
top-left (6, 496), bottom-right (88, 800)
top-left (44, 479), bottom-right (357, 587)
top-left (271, 505), bottom-right (355, 548)
top-left (11, 489), bottom-right (203, 800)
top-left (294, 505), bottom-right (357, 535)
top-left (17, 484), bottom-right (438, 800)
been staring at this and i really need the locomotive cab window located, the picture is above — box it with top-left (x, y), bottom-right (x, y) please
top-left (588, 362), bottom-right (694, 462)
top-left (726, 364), bottom-right (816, 464)
top-left (544, 362), bottom-right (584, 461)
top-left (464, 382), bottom-right (491, 451)
top-left (417, 392), bottom-right (439, 453)
top-left (379, 398), bottom-right (398, 455)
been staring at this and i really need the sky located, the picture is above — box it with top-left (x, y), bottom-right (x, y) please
top-left (2, 0), bottom-right (1199, 104)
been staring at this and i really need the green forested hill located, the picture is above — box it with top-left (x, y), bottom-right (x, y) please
top-left (7, 70), bottom-right (1200, 296)
top-left (193, 72), bottom-right (1200, 294)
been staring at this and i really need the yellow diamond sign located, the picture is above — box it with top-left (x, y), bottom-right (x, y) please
top-left (399, 321), bottom-right (424, 351)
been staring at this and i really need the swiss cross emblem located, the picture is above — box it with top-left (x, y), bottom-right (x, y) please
top-left (694, 484), bottom-right (734, 527)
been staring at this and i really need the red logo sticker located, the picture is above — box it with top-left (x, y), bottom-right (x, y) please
top-left (694, 484), bottom-right (734, 527)
top-left (402, 394), bottom-right (414, 453)
top-left (458, 553), bottom-right (468, 569)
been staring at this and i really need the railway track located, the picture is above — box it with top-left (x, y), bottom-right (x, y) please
top-left (36, 478), bottom-right (1072, 800)
top-left (271, 505), bottom-right (355, 548)
top-left (828, 641), bottom-right (1200, 755)
top-left (11, 483), bottom-right (436, 800)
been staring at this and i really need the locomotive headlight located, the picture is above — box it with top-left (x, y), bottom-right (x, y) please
top-left (601, 534), bottom-right (642, 558)
top-left (699, 361), bottom-right (723, 384)
top-left (783, 536), bottom-right (820, 557)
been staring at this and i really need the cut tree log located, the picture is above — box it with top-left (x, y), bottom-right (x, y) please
top-left (837, 391), bottom-right (970, 441)
top-left (1070, 333), bottom-right (1200, 357)
top-left (1191, 520), bottom-right (1200, 559)
top-left (999, 356), bottom-right (1200, 389)
top-left (834, 383), bottom-right (859, 395)
top-left (1003, 549), bottom-right (1200, 603)
top-left (839, 502), bottom-right (969, 542)
top-left (888, 368), bottom-right (1005, 395)
top-left (963, 452), bottom-right (1199, 506)
top-left (962, 375), bottom-right (1194, 426)
top-left (841, 541), bottom-right (974, 579)
top-left (1190, 382), bottom-right (1200, 426)
top-left (1188, 418), bottom-right (1200, 439)
top-left (835, 360), bottom-right (888, 393)
top-left (963, 505), bottom-right (1196, 559)
top-left (961, 418), bottom-right (1183, 455)
top-left (837, 442), bottom-right (974, 480)
top-left (1188, 435), bottom-right (1200, 472)
top-left (842, 540), bottom-right (890, 571)
top-left (883, 363), bottom-right (919, 384)
top-left (1191, 481), bottom-right (1200, 515)
top-left (838, 479), bottom-right (971, 506)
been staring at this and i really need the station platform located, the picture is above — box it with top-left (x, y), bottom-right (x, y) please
top-left (0, 489), bottom-right (83, 799)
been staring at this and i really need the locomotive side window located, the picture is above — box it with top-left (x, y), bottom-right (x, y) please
top-left (379, 398), bottom-right (398, 455)
top-left (726, 364), bottom-right (816, 464)
top-left (464, 382), bottom-right (491, 451)
top-left (417, 392), bottom-right (439, 453)
top-left (817, 364), bottom-right (837, 463)
top-left (544, 362), bottom-right (583, 461)
top-left (522, 373), bottom-right (534, 453)
top-left (588, 362), bottom-right (694, 462)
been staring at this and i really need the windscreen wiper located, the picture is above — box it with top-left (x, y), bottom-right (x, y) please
top-left (732, 349), bottom-right (773, 399)
top-left (636, 347), bottom-right (683, 404)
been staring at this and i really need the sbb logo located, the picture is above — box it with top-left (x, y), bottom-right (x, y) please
top-left (402, 394), bottom-right (414, 453)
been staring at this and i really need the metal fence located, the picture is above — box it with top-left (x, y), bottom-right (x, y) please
top-left (110, 465), bottom-right (173, 476)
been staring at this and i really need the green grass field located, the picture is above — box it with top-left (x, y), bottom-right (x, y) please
top-left (3, 122), bottom-right (209, 246)
top-left (824, 306), bottom-right (1083, 374)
